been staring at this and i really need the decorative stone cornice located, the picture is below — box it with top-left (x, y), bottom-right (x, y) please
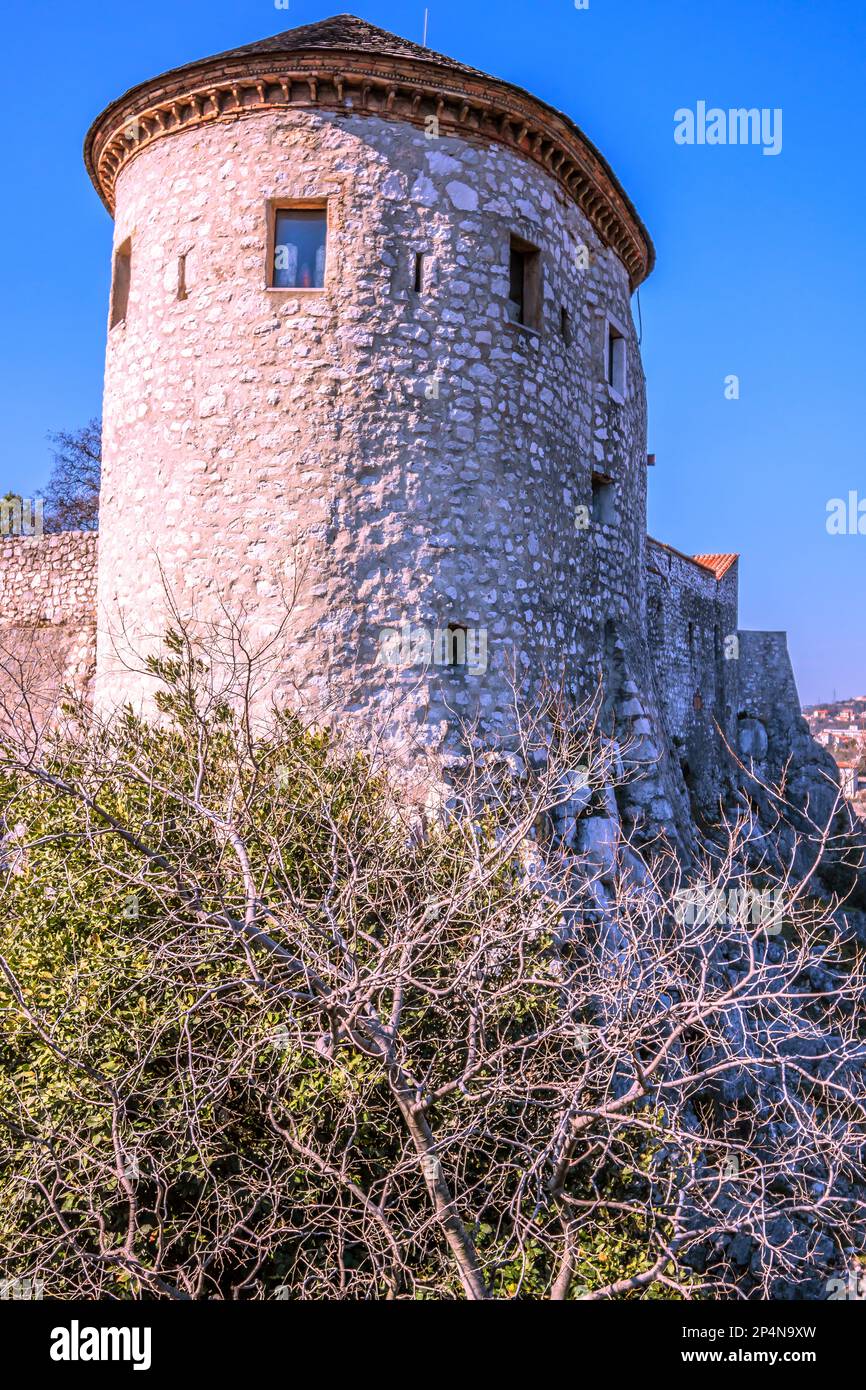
top-left (84, 42), bottom-right (655, 287)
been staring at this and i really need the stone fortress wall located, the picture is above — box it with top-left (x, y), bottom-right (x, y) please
top-left (646, 539), bottom-right (740, 816)
top-left (647, 540), bottom-right (739, 747)
top-left (0, 526), bottom-right (802, 750)
top-left (642, 535), bottom-right (827, 834)
top-left (0, 533), bottom-right (98, 721)
top-left (737, 630), bottom-right (802, 730)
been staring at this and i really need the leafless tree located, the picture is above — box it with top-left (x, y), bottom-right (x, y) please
top-left (40, 419), bottom-right (101, 533)
top-left (0, 618), bottom-right (864, 1300)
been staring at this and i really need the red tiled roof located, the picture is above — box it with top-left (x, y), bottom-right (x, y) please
top-left (692, 553), bottom-right (739, 581)
top-left (647, 538), bottom-right (739, 583)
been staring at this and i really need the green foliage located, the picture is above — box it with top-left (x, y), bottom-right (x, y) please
top-left (0, 636), bottom-right (684, 1300)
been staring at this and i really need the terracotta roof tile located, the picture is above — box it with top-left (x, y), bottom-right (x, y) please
top-left (648, 538), bottom-right (738, 581)
top-left (692, 553), bottom-right (739, 581)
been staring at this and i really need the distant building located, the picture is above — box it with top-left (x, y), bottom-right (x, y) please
top-left (836, 761), bottom-right (860, 800)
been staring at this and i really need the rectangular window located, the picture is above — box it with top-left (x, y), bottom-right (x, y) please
top-left (110, 239), bottom-right (131, 328)
top-left (271, 206), bottom-right (327, 289)
top-left (508, 236), bottom-right (542, 330)
top-left (591, 473), bottom-right (616, 525)
top-left (509, 247), bottom-right (526, 323)
top-left (605, 318), bottom-right (627, 396)
top-left (560, 305), bottom-right (573, 345)
top-left (413, 252), bottom-right (426, 294)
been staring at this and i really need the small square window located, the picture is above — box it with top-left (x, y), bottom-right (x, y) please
top-left (110, 239), bottom-right (131, 328)
top-left (271, 206), bottom-right (327, 289)
top-left (508, 236), bottom-right (542, 331)
top-left (605, 318), bottom-right (627, 397)
top-left (591, 473), bottom-right (616, 525)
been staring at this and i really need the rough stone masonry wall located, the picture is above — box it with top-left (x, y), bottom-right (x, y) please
top-left (96, 107), bottom-right (649, 759)
top-left (646, 539), bottom-right (739, 818)
top-left (735, 630), bottom-right (861, 892)
top-left (0, 532), bottom-right (98, 723)
top-left (735, 629), bottom-right (832, 816)
top-left (737, 630), bottom-right (801, 730)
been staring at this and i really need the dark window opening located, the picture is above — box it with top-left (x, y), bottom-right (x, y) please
top-left (560, 306), bottom-right (573, 344)
top-left (509, 248), bottom-right (525, 322)
top-left (591, 473), bottom-right (616, 526)
top-left (606, 320), bottom-right (627, 395)
top-left (272, 206), bottom-right (327, 289)
top-left (508, 236), bottom-right (541, 330)
top-left (413, 252), bottom-right (426, 294)
top-left (444, 624), bottom-right (468, 667)
top-left (431, 625), bottom-right (473, 668)
top-left (177, 253), bottom-right (188, 302)
top-left (110, 240), bottom-right (131, 328)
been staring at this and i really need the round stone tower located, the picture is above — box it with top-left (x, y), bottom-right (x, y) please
top-left (85, 14), bottom-right (655, 755)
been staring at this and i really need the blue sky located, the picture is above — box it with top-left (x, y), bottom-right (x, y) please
top-left (2, 0), bottom-right (863, 703)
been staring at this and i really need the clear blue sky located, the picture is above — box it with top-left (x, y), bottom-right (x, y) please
top-left (2, 0), bottom-right (863, 703)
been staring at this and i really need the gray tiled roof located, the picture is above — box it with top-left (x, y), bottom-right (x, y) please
top-left (206, 14), bottom-right (493, 80)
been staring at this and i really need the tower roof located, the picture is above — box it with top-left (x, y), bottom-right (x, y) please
top-left (84, 14), bottom-right (654, 286)
top-left (219, 14), bottom-right (491, 78)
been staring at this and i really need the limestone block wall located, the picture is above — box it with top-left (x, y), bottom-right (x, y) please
top-left (95, 107), bottom-right (648, 753)
top-left (735, 630), bottom-right (857, 887)
top-left (646, 539), bottom-right (739, 813)
top-left (0, 532), bottom-right (98, 721)
top-left (737, 630), bottom-right (802, 730)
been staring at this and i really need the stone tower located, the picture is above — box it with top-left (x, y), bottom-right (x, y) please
top-left (85, 14), bottom-right (657, 761)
